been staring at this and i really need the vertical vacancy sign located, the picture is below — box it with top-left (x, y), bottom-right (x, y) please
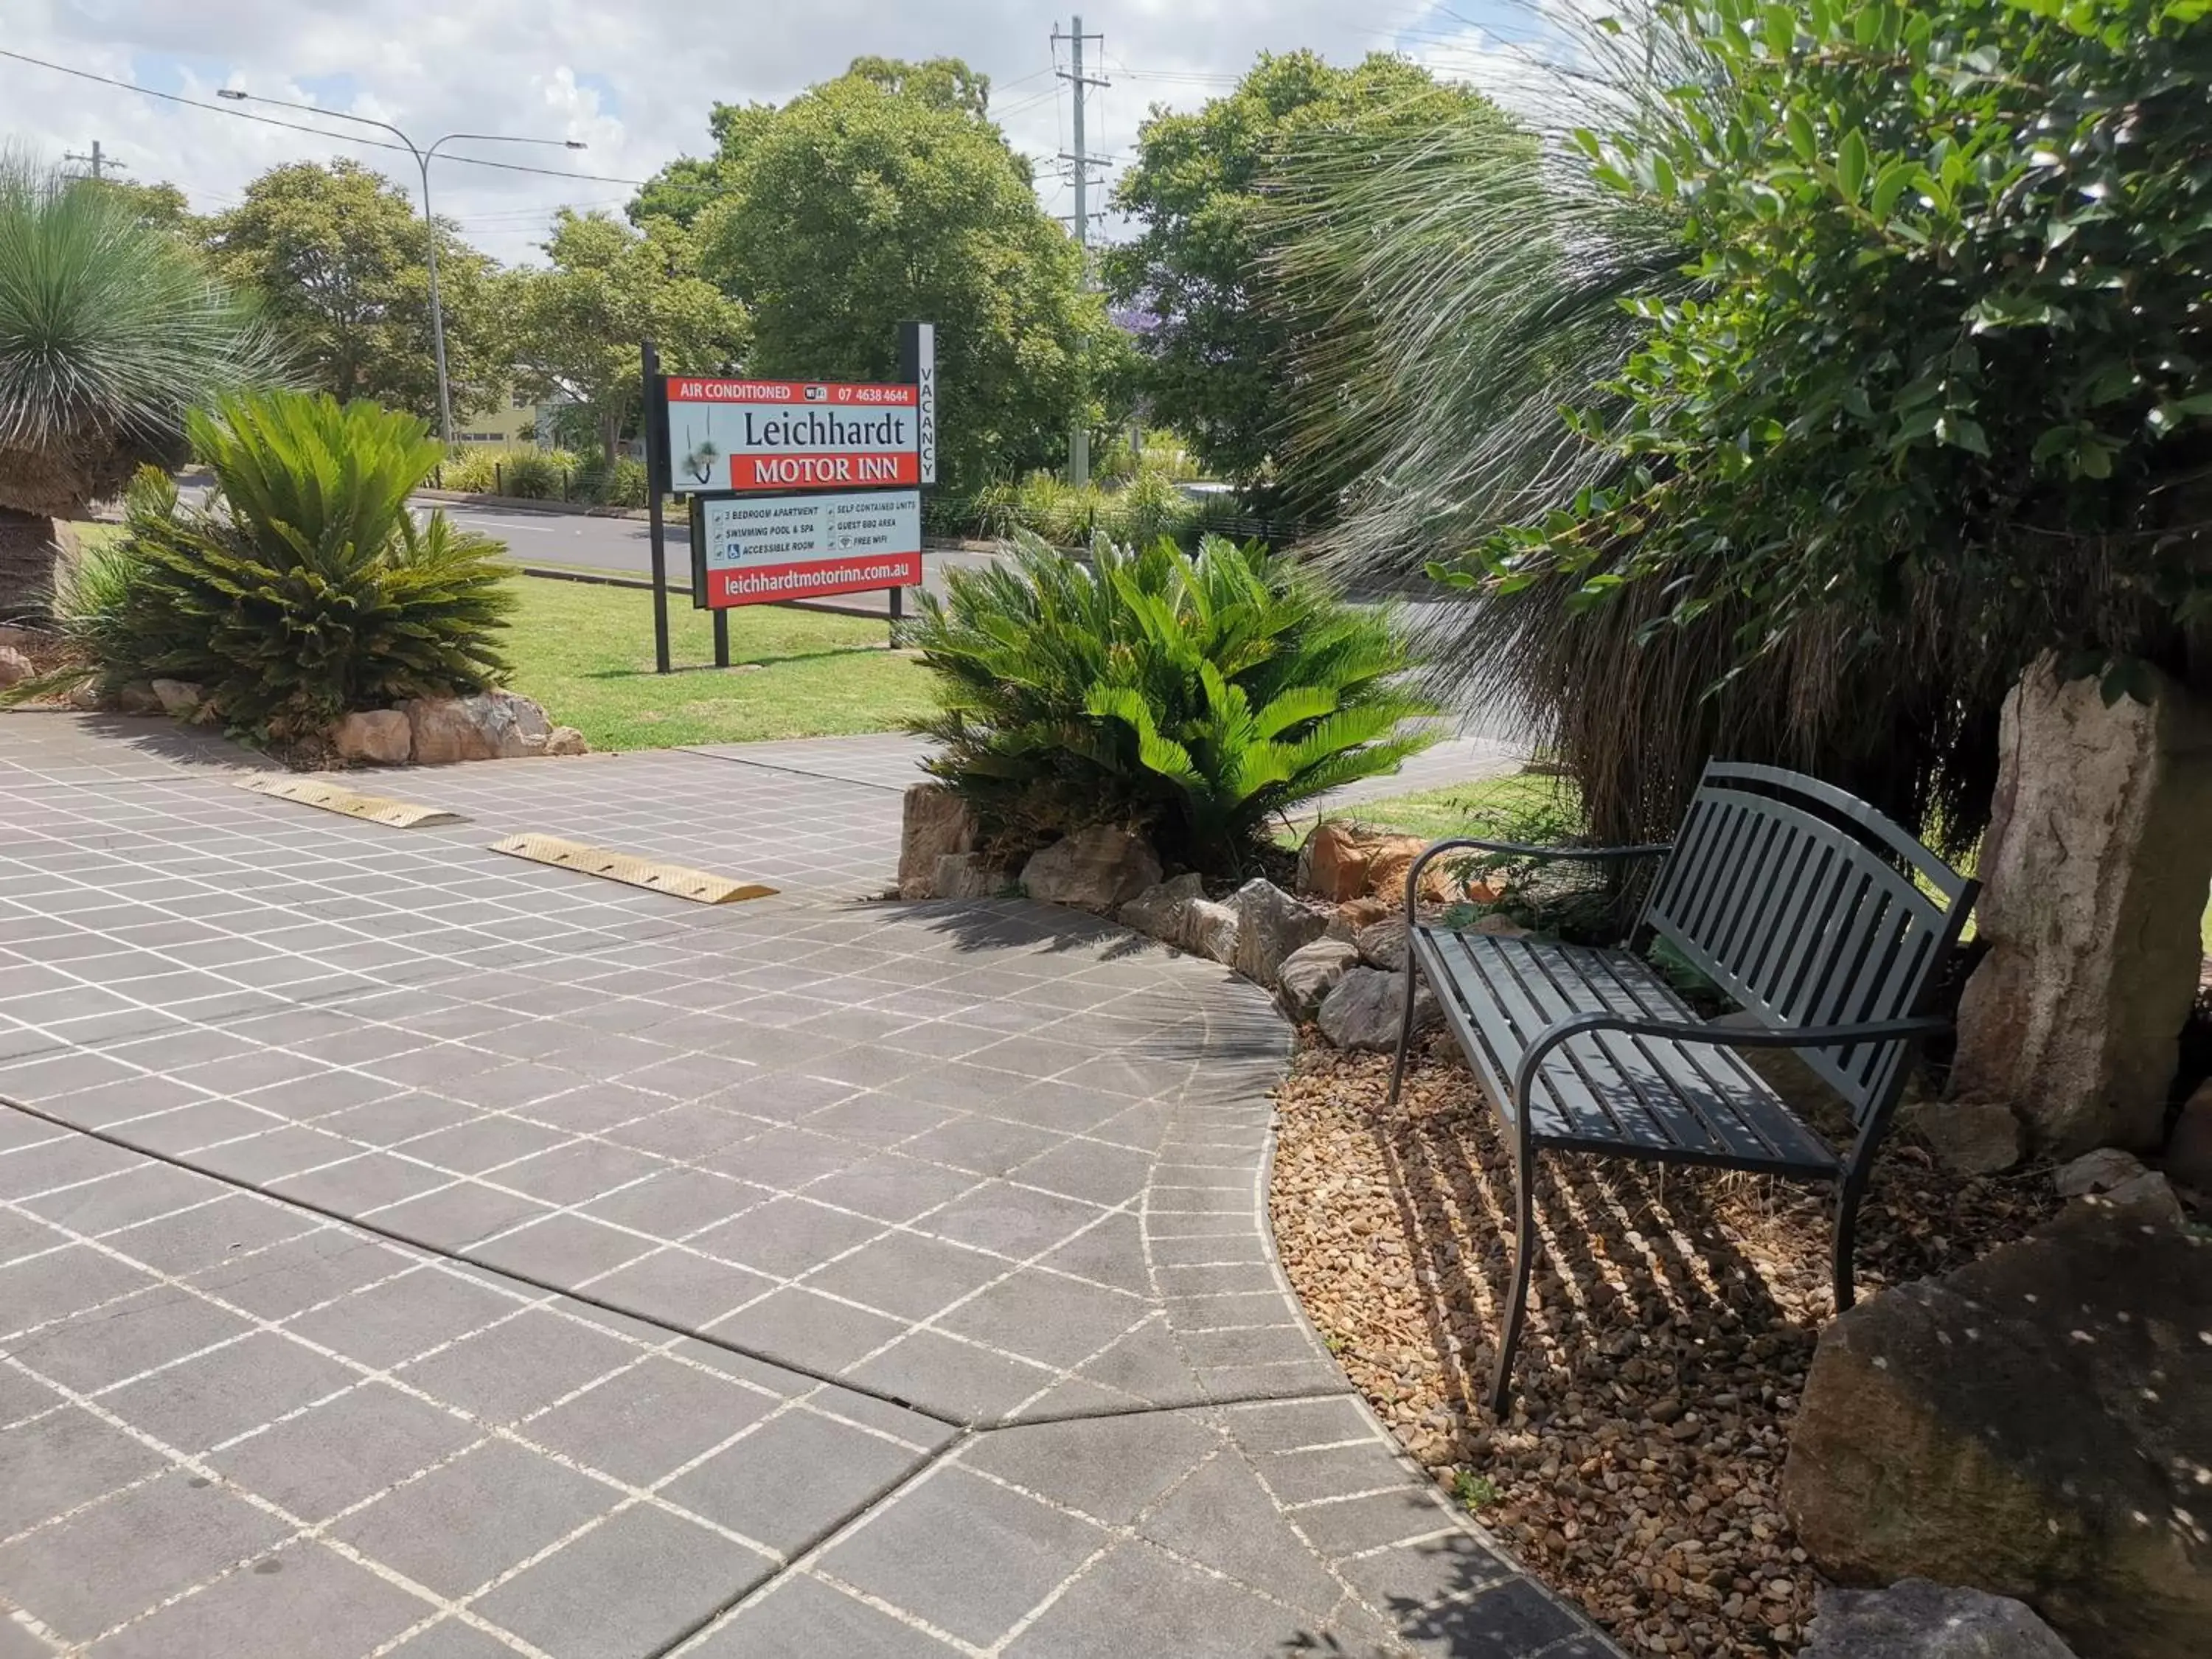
top-left (645, 322), bottom-right (937, 618)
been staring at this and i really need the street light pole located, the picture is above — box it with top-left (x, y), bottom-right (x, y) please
top-left (216, 88), bottom-right (583, 447)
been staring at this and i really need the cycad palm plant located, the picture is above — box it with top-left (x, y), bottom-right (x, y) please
top-left (54, 390), bottom-right (514, 738)
top-left (911, 532), bottom-right (1434, 873)
top-left (0, 155), bottom-right (276, 620)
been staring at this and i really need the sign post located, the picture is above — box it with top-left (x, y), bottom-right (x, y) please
top-left (639, 340), bottom-right (672, 675)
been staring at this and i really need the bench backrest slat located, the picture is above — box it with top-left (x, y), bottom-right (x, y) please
top-left (1641, 762), bottom-right (1976, 1129)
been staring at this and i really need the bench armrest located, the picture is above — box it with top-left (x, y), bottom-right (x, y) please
top-left (1509, 1012), bottom-right (1952, 1107)
top-left (1404, 837), bottom-right (1673, 912)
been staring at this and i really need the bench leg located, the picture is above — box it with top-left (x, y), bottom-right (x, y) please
top-left (1385, 949), bottom-right (1420, 1107)
top-left (1487, 1141), bottom-right (1537, 1417)
top-left (1831, 1169), bottom-right (1868, 1312)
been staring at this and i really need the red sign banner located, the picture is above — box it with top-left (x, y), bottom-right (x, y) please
top-left (703, 553), bottom-right (923, 608)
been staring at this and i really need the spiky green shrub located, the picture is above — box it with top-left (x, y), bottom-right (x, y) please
top-left (1101, 468), bottom-right (1196, 548)
top-left (57, 391), bottom-right (514, 740)
top-left (910, 532), bottom-right (1436, 873)
top-left (499, 450), bottom-right (569, 499)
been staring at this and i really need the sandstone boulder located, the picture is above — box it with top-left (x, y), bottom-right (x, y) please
top-left (1119, 872), bottom-right (1206, 942)
top-left (1803, 1579), bottom-right (2078, 1658)
top-left (1276, 940), bottom-right (1359, 1022)
top-left (1894, 1102), bottom-right (2023, 1176)
top-left (1298, 821), bottom-right (1456, 904)
top-left (0, 645), bottom-right (30, 689)
top-left (1183, 899), bottom-right (1239, 966)
top-left (543, 726), bottom-right (589, 757)
top-left (1951, 656), bottom-right (2212, 1155)
top-left (151, 678), bottom-right (206, 718)
top-left (932, 852), bottom-right (1011, 900)
top-left (1354, 917), bottom-right (1409, 970)
top-left (330, 709), bottom-right (411, 765)
top-left (1318, 966), bottom-right (1439, 1051)
top-left (2053, 1147), bottom-right (2145, 1199)
top-left (2162, 1080), bottom-right (2212, 1194)
top-left (1230, 878), bottom-right (1331, 989)
top-left (403, 690), bottom-right (554, 764)
top-left (1780, 1197), bottom-right (2211, 1658)
top-left (1020, 826), bottom-right (1162, 914)
top-left (112, 681), bottom-right (162, 714)
top-left (897, 784), bottom-right (979, 900)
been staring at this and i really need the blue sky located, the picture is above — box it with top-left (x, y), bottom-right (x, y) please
top-left (5, 1), bottom-right (1559, 263)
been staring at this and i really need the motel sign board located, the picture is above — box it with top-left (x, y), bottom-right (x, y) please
top-left (662, 378), bottom-right (920, 493)
top-left (691, 491), bottom-right (922, 609)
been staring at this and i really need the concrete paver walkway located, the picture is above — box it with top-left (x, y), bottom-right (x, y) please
top-left (0, 713), bottom-right (1607, 1658)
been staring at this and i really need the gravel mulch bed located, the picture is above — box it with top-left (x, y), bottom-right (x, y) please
top-left (1269, 1035), bottom-right (2059, 1658)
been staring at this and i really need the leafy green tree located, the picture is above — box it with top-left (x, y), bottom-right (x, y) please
top-left (205, 160), bottom-right (506, 420)
top-left (0, 157), bottom-right (274, 619)
top-left (83, 178), bottom-right (200, 238)
top-left (1106, 52), bottom-right (1508, 495)
top-left (627, 102), bottom-right (777, 229)
top-left (509, 211), bottom-right (748, 459)
top-left (683, 60), bottom-right (1102, 490)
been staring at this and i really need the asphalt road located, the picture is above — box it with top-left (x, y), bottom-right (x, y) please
top-left (425, 498), bottom-right (1001, 619)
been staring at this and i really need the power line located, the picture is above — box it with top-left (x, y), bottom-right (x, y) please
top-left (0, 48), bottom-right (651, 188)
top-left (62, 139), bottom-right (127, 181)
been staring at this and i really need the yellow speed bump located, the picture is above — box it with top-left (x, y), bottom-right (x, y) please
top-left (488, 833), bottom-right (777, 905)
top-left (237, 776), bottom-right (466, 828)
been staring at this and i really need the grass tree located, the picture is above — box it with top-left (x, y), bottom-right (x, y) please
top-left (0, 156), bottom-right (275, 621)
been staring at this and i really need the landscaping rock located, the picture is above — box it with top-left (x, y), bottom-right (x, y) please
top-left (150, 678), bottom-right (206, 717)
top-left (0, 645), bottom-right (29, 689)
top-left (1467, 912), bottom-right (1531, 939)
top-left (2098, 1169), bottom-right (2186, 1226)
top-left (1119, 872), bottom-right (1206, 942)
top-left (1317, 966), bottom-right (1438, 1051)
top-left (113, 681), bottom-right (162, 714)
top-left (1951, 655), bottom-right (2212, 1155)
top-left (330, 709), bottom-right (411, 765)
top-left (1297, 820), bottom-right (1453, 904)
top-left (1354, 917), bottom-right (1409, 970)
top-left (1183, 899), bottom-right (1239, 965)
top-left (2052, 1146), bottom-right (2145, 1199)
top-left (1802, 1579), bottom-right (2079, 1659)
top-left (1276, 939), bottom-right (1360, 1022)
top-left (543, 726), bottom-right (589, 757)
top-left (1020, 825), bottom-right (1162, 914)
top-left (1231, 877), bottom-right (1331, 988)
top-left (898, 784), bottom-right (978, 899)
top-left (932, 852), bottom-right (1011, 900)
top-left (2162, 1080), bottom-right (2212, 1193)
top-left (1894, 1101), bottom-right (2023, 1176)
top-left (403, 690), bottom-right (553, 764)
top-left (1780, 1195), bottom-right (2211, 1659)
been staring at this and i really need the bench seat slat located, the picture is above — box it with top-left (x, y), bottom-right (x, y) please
top-left (1415, 928), bottom-right (1842, 1178)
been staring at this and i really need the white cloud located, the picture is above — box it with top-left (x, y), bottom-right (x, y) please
top-left (4, 1), bottom-right (1534, 263)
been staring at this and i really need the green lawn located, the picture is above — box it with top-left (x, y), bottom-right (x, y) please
top-left (500, 575), bottom-right (936, 751)
top-left (1287, 770), bottom-right (1580, 844)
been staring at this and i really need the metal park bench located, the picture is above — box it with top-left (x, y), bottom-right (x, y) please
top-left (1388, 762), bottom-right (1978, 1413)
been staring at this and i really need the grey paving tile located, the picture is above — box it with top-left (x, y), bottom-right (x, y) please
top-left (1001, 1535), bottom-right (1317, 1659)
top-left (99, 1329), bottom-right (358, 1454)
top-left (18, 1162), bottom-right (218, 1233)
top-left (663, 1407), bottom-right (928, 1555)
top-left (7, 1284), bottom-right (255, 1394)
top-left (686, 1573), bottom-right (964, 1658)
top-left (364, 1179), bottom-right (554, 1251)
top-left (281, 1266), bottom-right (520, 1368)
top-left (1137, 1449), bottom-right (1347, 1615)
top-left (580, 1245), bottom-right (777, 1330)
top-left (848, 1330), bottom-right (1057, 1424)
top-left (473, 1503), bottom-right (771, 1659)
top-left (526, 1355), bottom-right (779, 1486)
top-left (796, 1152), bottom-right (977, 1223)
top-left (0, 1471), bottom-right (292, 1644)
top-left (380, 1619), bottom-right (524, 1659)
top-left (817, 1467), bottom-right (1107, 1647)
top-left (260, 1153), bottom-right (454, 1220)
top-left (391, 1309), bottom-right (636, 1426)
top-left (1396, 1576), bottom-right (1599, 1657)
top-left (81, 1537), bottom-right (427, 1659)
top-left (327, 1439), bottom-right (614, 1599)
top-left (206, 1382), bottom-right (480, 1523)
top-left (959, 1411), bottom-right (1219, 1527)
top-left (492, 1139), bottom-right (669, 1206)
top-left (101, 1192), bottom-right (322, 1277)
top-left (467, 1213), bottom-right (660, 1284)
top-left (578, 1166), bottom-right (764, 1235)
top-left (706, 1287), bottom-right (909, 1375)
top-left (798, 1232), bottom-right (1006, 1322)
top-left (0, 1405), bottom-right (168, 1537)
top-left (936, 1270), bottom-right (1150, 1371)
top-left (687, 1196), bottom-right (888, 1280)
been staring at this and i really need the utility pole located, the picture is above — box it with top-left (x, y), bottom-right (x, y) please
top-left (1054, 15), bottom-right (1107, 488)
top-left (63, 142), bottom-right (125, 182)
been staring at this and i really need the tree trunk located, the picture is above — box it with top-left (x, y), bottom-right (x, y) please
top-left (599, 408), bottom-right (620, 464)
top-left (1950, 653), bottom-right (2212, 1154)
top-left (0, 507), bottom-right (63, 626)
